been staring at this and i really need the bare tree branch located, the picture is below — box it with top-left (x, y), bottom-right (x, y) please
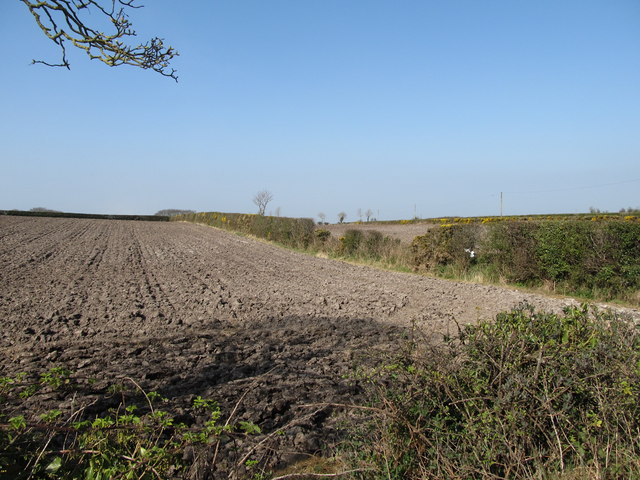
top-left (365, 209), bottom-right (373, 222)
top-left (21, 0), bottom-right (179, 81)
top-left (269, 469), bottom-right (371, 480)
top-left (253, 190), bottom-right (273, 216)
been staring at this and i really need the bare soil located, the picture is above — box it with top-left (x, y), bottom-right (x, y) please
top-left (322, 222), bottom-right (438, 243)
top-left (2, 217), bottom-right (638, 476)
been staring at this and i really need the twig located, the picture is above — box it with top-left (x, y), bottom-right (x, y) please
top-left (26, 431), bottom-right (55, 480)
top-left (55, 449), bottom-right (101, 455)
top-left (211, 367), bottom-right (278, 469)
top-left (125, 377), bottom-right (154, 414)
top-left (299, 402), bottom-right (385, 414)
top-left (235, 406), bottom-right (328, 469)
top-left (269, 469), bottom-right (371, 480)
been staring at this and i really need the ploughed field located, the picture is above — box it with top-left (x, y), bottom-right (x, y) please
top-left (2, 217), bottom-right (638, 472)
top-left (322, 221), bottom-right (437, 243)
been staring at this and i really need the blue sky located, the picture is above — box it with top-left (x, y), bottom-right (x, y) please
top-left (1, 1), bottom-right (639, 221)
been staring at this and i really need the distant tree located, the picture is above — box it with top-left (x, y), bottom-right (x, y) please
top-left (274, 206), bottom-right (281, 217)
top-left (318, 212), bottom-right (326, 224)
top-left (155, 209), bottom-right (195, 216)
top-left (365, 208), bottom-right (373, 222)
top-left (357, 208), bottom-right (363, 222)
top-left (589, 207), bottom-right (608, 214)
top-left (337, 212), bottom-right (347, 223)
top-left (30, 207), bottom-right (59, 212)
top-left (620, 207), bottom-right (640, 214)
top-left (21, 0), bottom-right (179, 81)
top-left (253, 190), bottom-right (273, 216)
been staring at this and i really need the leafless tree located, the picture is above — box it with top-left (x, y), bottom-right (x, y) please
top-left (337, 212), bottom-right (347, 223)
top-left (21, 0), bottom-right (179, 81)
top-left (365, 209), bottom-right (373, 222)
top-left (357, 208), bottom-right (363, 222)
top-left (253, 190), bottom-right (273, 216)
top-left (317, 212), bottom-right (326, 224)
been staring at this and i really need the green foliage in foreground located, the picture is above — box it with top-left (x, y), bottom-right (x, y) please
top-left (352, 304), bottom-right (640, 479)
top-left (0, 372), bottom-right (261, 479)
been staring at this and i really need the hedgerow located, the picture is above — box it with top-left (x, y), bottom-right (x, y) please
top-left (0, 211), bottom-right (169, 222)
top-left (411, 224), bottom-right (482, 274)
top-left (172, 212), bottom-right (315, 249)
top-left (411, 221), bottom-right (640, 303)
top-left (351, 304), bottom-right (640, 479)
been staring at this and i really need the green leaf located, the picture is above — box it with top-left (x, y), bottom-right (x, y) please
top-left (9, 415), bottom-right (26, 431)
top-left (45, 456), bottom-right (63, 473)
top-left (40, 409), bottom-right (63, 422)
top-left (239, 421), bottom-right (261, 435)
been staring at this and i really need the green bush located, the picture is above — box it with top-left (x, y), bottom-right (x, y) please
top-left (535, 222), bottom-right (591, 285)
top-left (363, 230), bottom-right (385, 258)
top-left (588, 222), bottom-right (640, 292)
top-left (485, 221), bottom-right (540, 283)
top-left (340, 230), bottom-right (364, 255)
top-left (352, 305), bottom-right (640, 479)
top-left (522, 221), bottom-right (638, 298)
top-left (411, 224), bottom-right (481, 273)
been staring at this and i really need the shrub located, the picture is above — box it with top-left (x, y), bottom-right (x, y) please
top-left (363, 230), bottom-right (384, 258)
top-left (314, 229), bottom-right (331, 243)
top-left (411, 224), bottom-right (481, 273)
top-left (594, 222), bottom-right (640, 291)
top-left (336, 230), bottom-right (404, 262)
top-left (352, 304), bottom-right (640, 479)
top-left (485, 222), bottom-right (540, 283)
top-left (535, 222), bottom-right (591, 285)
top-left (340, 229), bottom-right (364, 255)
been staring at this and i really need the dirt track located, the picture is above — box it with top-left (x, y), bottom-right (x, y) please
top-left (2, 217), bottom-right (638, 474)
